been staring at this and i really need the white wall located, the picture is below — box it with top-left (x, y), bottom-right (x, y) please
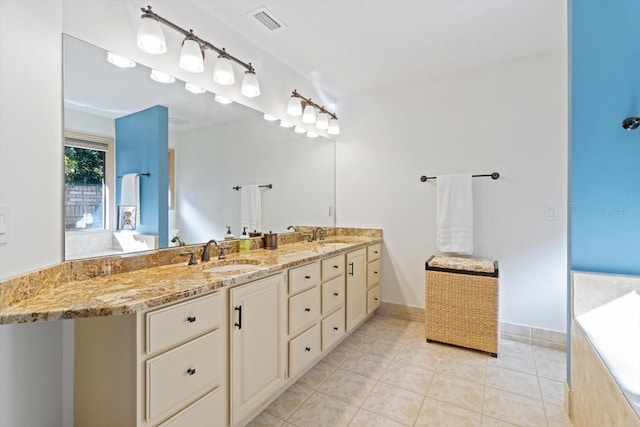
top-left (175, 118), bottom-right (335, 243)
top-left (336, 50), bottom-right (568, 332)
top-left (0, 2), bottom-right (67, 427)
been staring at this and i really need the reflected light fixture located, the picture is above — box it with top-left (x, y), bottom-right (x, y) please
top-left (150, 69), bottom-right (175, 84)
top-left (107, 52), bottom-right (136, 68)
top-left (287, 90), bottom-right (340, 135)
top-left (179, 32), bottom-right (204, 73)
top-left (306, 130), bottom-right (319, 138)
top-left (280, 120), bottom-right (294, 128)
top-left (214, 94), bottom-right (233, 104)
top-left (185, 82), bottom-right (206, 94)
top-left (263, 113), bottom-right (278, 121)
top-left (294, 126), bottom-right (307, 133)
top-left (137, 5), bottom-right (259, 97)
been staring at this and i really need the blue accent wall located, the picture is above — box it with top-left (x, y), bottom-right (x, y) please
top-left (115, 105), bottom-right (169, 248)
top-left (570, 0), bottom-right (640, 275)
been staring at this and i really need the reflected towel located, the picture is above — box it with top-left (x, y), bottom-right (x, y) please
top-left (437, 174), bottom-right (473, 254)
top-left (120, 173), bottom-right (140, 226)
top-left (240, 185), bottom-right (261, 232)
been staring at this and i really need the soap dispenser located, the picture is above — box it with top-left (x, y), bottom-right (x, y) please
top-left (224, 226), bottom-right (235, 241)
top-left (239, 227), bottom-right (250, 253)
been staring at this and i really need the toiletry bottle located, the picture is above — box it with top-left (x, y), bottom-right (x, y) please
top-left (239, 227), bottom-right (250, 253)
top-left (224, 226), bottom-right (235, 241)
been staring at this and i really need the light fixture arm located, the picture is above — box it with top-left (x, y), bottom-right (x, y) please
top-left (291, 89), bottom-right (338, 120)
top-left (141, 5), bottom-right (255, 73)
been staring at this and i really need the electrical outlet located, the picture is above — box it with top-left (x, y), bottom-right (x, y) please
top-left (544, 204), bottom-right (558, 221)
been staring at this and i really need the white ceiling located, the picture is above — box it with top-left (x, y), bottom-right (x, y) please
top-left (191, 0), bottom-right (567, 98)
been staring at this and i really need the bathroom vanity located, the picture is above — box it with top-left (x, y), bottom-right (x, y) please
top-left (0, 229), bottom-right (382, 427)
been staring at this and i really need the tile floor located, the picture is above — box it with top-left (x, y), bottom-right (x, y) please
top-left (247, 314), bottom-right (573, 427)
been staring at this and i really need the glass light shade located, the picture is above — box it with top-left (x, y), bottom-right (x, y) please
top-left (287, 96), bottom-right (303, 116)
top-left (107, 52), bottom-right (136, 68)
top-left (179, 39), bottom-right (204, 73)
top-left (302, 105), bottom-right (316, 124)
top-left (150, 69), bottom-right (175, 84)
top-left (214, 94), bottom-right (233, 104)
top-left (306, 130), bottom-right (319, 138)
top-left (241, 70), bottom-right (260, 98)
top-left (315, 112), bottom-right (329, 130)
top-left (280, 120), bottom-right (294, 128)
top-left (137, 15), bottom-right (167, 54)
top-left (327, 118), bottom-right (341, 135)
top-left (263, 114), bottom-right (278, 121)
top-left (213, 55), bottom-right (235, 85)
top-left (185, 83), bottom-right (206, 94)
top-left (294, 126), bottom-right (307, 133)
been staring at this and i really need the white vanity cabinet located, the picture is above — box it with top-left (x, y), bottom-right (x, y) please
top-left (366, 243), bottom-right (382, 314)
top-left (74, 290), bottom-right (227, 427)
top-left (346, 248), bottom-right (367, 331)
top-left (229, 274), bottom-right (286, 426)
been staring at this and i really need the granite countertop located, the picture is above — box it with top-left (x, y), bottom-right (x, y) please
top-left (0, 234), bottom-right (381, 324)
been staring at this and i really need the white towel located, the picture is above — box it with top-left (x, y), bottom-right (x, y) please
top-left (436, 174), bottom-right (474, 255)
top-left (120, 173), bottom-right (140, 226)
top-left (240, 185), bottom-right (261, 232)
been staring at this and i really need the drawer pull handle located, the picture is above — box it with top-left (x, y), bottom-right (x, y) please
top-left (333, 327), bottom-right (338, 331)
top-left (374, 271), bottom-right (378, 274)
top-left (374, 251), bottom-right (378, 254)
top-left (333, 292), bottom-right (339, 296)
top-left (187, 368), bottom-right (196, 376)
top-left (234, 306), bottom-right (242, 329)
top-left (333, 265), bottom-right (339, 269)
top-left (305, 275), bottom-right (311, 279)
top-left (305, 308), bottom-right (311, 312)
top-left (348, 262), bottom-right (354, 276)
top-left (187, 316), bottom-right (196, 323)
top-left (374, 297), bottom-right (379, 301)
top-left (305, 347), bottom-right (311, 352)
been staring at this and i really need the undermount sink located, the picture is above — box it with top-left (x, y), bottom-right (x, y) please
top-left (313, 242), bottom-right (352, 253)
top-left (203, 260), bottom-right (262, 273)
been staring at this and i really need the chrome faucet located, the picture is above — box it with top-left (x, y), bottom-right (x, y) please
top-left (312, 227), bottom-right (326, 241)
top-left (287, 225), bottom-right (298, 232)
top-left (202, 239), bottom-right (219, 262)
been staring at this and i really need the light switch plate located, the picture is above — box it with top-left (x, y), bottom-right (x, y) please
top-left (0, 205), bottom-right (9, 244)
top-left (544, 204), bottom-right (559, 221)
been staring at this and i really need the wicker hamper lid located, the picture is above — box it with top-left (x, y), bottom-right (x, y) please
top-left (426, 255), bottom-right (498, 277)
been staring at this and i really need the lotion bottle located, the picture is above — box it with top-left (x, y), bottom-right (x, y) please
top-left (224, 226), bottom-right (235, 241)
top-left (239, 227), bottom-right (250, 253)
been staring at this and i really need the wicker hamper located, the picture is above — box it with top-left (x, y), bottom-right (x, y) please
top-left (425, 255), bottom-right (499, 357)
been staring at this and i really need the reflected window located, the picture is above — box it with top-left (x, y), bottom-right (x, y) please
top-left (64, 132), bottom-right (114, 231)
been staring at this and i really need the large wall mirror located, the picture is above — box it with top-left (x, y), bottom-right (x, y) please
top-left (63, 35), bottom-right (336, 260)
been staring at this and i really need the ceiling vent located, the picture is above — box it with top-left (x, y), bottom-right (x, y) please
top-left (249, 7), bottom-right (286, 32)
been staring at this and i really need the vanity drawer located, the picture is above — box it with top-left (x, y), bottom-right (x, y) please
top-left (289, 262), bottom-right (321, 295)
top-left (322, 308), bottom-right (345, 351)
top-left (289, 323), bottom-right (321, 377)
top-left (146, 330), bottom-right (222, 421)
top-left (367, 244), bottom-right (381, 262)
top-left (367, 259), bottom-right (381, 288)
top-left (367, 285), bottom-right (381, 314)
top-left (157, 387), bottom-right (225, 427)
top-left (147, 292), bottom-right (222, 355)
top-left (321, 276), bottom-right (345, 315)
top-left (321, 254), bottom-right (345, 281)
top-left (289, 286), bottom-right (321, 337)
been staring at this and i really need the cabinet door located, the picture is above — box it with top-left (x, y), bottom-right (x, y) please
top-left (230, 274), bottom-right (285, 426)
top-left (346, 248), bottom-right (367, 332)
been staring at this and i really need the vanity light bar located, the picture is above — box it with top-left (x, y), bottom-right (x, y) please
top-left (138, 5), bottom-right (260, 97)
top-left (287, 90), bottom-right (340, 135)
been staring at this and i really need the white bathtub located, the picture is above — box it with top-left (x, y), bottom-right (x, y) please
top-left (576, 290), bottom-right (640, 417)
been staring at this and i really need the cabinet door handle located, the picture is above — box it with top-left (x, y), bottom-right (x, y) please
top-left (304, 307), bottom-right (311, 312)
top-left (234, 306), bottom-right (242, 329)
top-left (333, 292), bottom-right (339, 296)
top-left (374, 271), bottom-right (378, 274)
top-left (348, 262), bottom-right (354, 276)
top-left (305, 275), bottom-right (311, 279)
top-left (374, 251), bottom-right (379, 254)
top-left (305, 347), bottom-right (311, 352)
top-left (187, 316), bottom-right (196, 323)
top-left (374, 297), bottom-right (379, 301)
top-left (333, 326), bottom-right (338, 331)
top-left (187, 368), bottom-right (196, 376)
top-left (333, 265), bottom-right (339, 269)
